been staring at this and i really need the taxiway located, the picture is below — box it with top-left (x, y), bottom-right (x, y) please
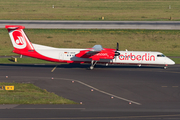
top-left (1, 20), bottom-right (180, 29)
top-left (0, 64), bottom-right (180, 119)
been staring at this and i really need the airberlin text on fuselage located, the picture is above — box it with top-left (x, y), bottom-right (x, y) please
top-left (119, 53), bottom-right (155, 61)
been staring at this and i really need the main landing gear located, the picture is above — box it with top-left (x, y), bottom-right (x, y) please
top-left (89, 60), bottom-right (97, 70)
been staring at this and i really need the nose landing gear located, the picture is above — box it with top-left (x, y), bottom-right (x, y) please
top-left (164, 64), bottom-right (168, 69)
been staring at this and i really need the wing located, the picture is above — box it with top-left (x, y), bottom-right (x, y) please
top-left (75, 45), bottom-right (115, 60)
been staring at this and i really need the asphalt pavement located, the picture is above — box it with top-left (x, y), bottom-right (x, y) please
top-left (1, 20), bottom-right (180, 29)
top-left (0, 64), bottom-right (180, 120)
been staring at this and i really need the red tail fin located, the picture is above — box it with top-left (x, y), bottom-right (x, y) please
top-left (5, 25), bottom-right (34, 54)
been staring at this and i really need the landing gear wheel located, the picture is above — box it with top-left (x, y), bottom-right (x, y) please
top-left (90, 66), bottom-right (94, 70)
top-left (164, 66), bottom-right (167, 69)
top-left (106, 63), bottom-right (108, 66)
top-left (89, 60), bottom-right (97, 70)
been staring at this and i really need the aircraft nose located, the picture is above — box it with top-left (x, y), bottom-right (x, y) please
top-left (167, 58), bottom-right (175, 65)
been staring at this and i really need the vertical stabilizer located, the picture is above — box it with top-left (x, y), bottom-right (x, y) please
top-left (5, 25), bottom-right (34, 54)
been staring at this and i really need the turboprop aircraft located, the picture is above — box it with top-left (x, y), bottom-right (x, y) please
top-left (5, 25), bottom-right (175, 69)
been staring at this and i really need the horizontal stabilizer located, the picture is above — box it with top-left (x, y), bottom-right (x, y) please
top-left (5, 25), bottom-right (25, 30)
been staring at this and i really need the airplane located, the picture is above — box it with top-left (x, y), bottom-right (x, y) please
top-left (5, 25), bottom-right (175, 70)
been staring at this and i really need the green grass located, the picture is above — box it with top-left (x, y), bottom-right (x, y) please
top-left (171, 58), bottom-right (180, 64)
top-left (1, 29), bottom-right (180, 56)
top-left (0, 82), bottom-right (76, 104)
top-left (0, 57), bottom-right (58, 64)
top-left (14, 57), bottom-right (56, 64)
top-left (0, 0), bottom-right (180, 21)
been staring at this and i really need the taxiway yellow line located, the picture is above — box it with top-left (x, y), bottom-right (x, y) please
top-left (51, 66), bottom-right (57, 72)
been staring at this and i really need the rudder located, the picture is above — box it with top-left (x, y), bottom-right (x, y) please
top-left (5, 25), bottom-right (34, 54)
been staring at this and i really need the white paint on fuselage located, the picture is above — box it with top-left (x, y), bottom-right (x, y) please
top-left (32, 43), bottom-right (91, 62)
top-left (114, 51), bottom-right (174, 65)
top-left (32, 43), bottom-right (175, 65)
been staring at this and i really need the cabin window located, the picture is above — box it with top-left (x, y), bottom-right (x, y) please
top-left (157, 54), bottom-right (165, 57)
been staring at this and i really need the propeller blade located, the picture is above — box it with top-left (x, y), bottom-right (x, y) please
top-left (116, 42), bottom-right (119, 51)
top-left (115, 42), bottom-right (120, 61)
top-left (115, 42), bottom-right (120, 56)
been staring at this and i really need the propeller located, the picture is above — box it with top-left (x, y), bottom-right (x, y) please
top-left (115, 42), bottom-right (120, 61)
top-left (116, 42), bottom-right (119, 51)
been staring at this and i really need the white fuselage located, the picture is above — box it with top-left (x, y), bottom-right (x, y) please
top-left (33, 43), bottom-right (175, 65)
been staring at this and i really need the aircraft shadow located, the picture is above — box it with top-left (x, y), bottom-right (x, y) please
top-left (0, 63), bottom-right (163, 69)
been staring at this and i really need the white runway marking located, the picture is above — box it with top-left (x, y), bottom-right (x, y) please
top-left (57, 77), bottom-right (141, 105)
top-left (0, 75), bottom-right (141, 105)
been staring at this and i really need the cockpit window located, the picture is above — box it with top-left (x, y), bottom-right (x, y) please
top-left (157, 54), bottom-right (165, 57)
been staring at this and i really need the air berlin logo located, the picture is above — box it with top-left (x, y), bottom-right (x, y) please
top-left (15, 36), bottom-right (24, 45)
top-left (119, 53), bottom-right (155, 61)
top-left (11, 30), bottom-right (27, 49)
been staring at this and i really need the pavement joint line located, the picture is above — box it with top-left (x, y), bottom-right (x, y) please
top-left (57, 77), bottom-right (141, 105)
top-left (1, 114), bottom-right (180, 120)
top-left (13, 108), bottom-right (85, 110)
top-left (162, 71), bottom-right (180, 74)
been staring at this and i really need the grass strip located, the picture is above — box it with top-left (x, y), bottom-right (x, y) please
top-left (0, 0), bottom-right (180, 21)
top-left (1, 29), bottom-right (180, 56)
top-left (0, 57), bottom-right (57, 64)
top-left (0, 82), bottom-right (76, 104)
